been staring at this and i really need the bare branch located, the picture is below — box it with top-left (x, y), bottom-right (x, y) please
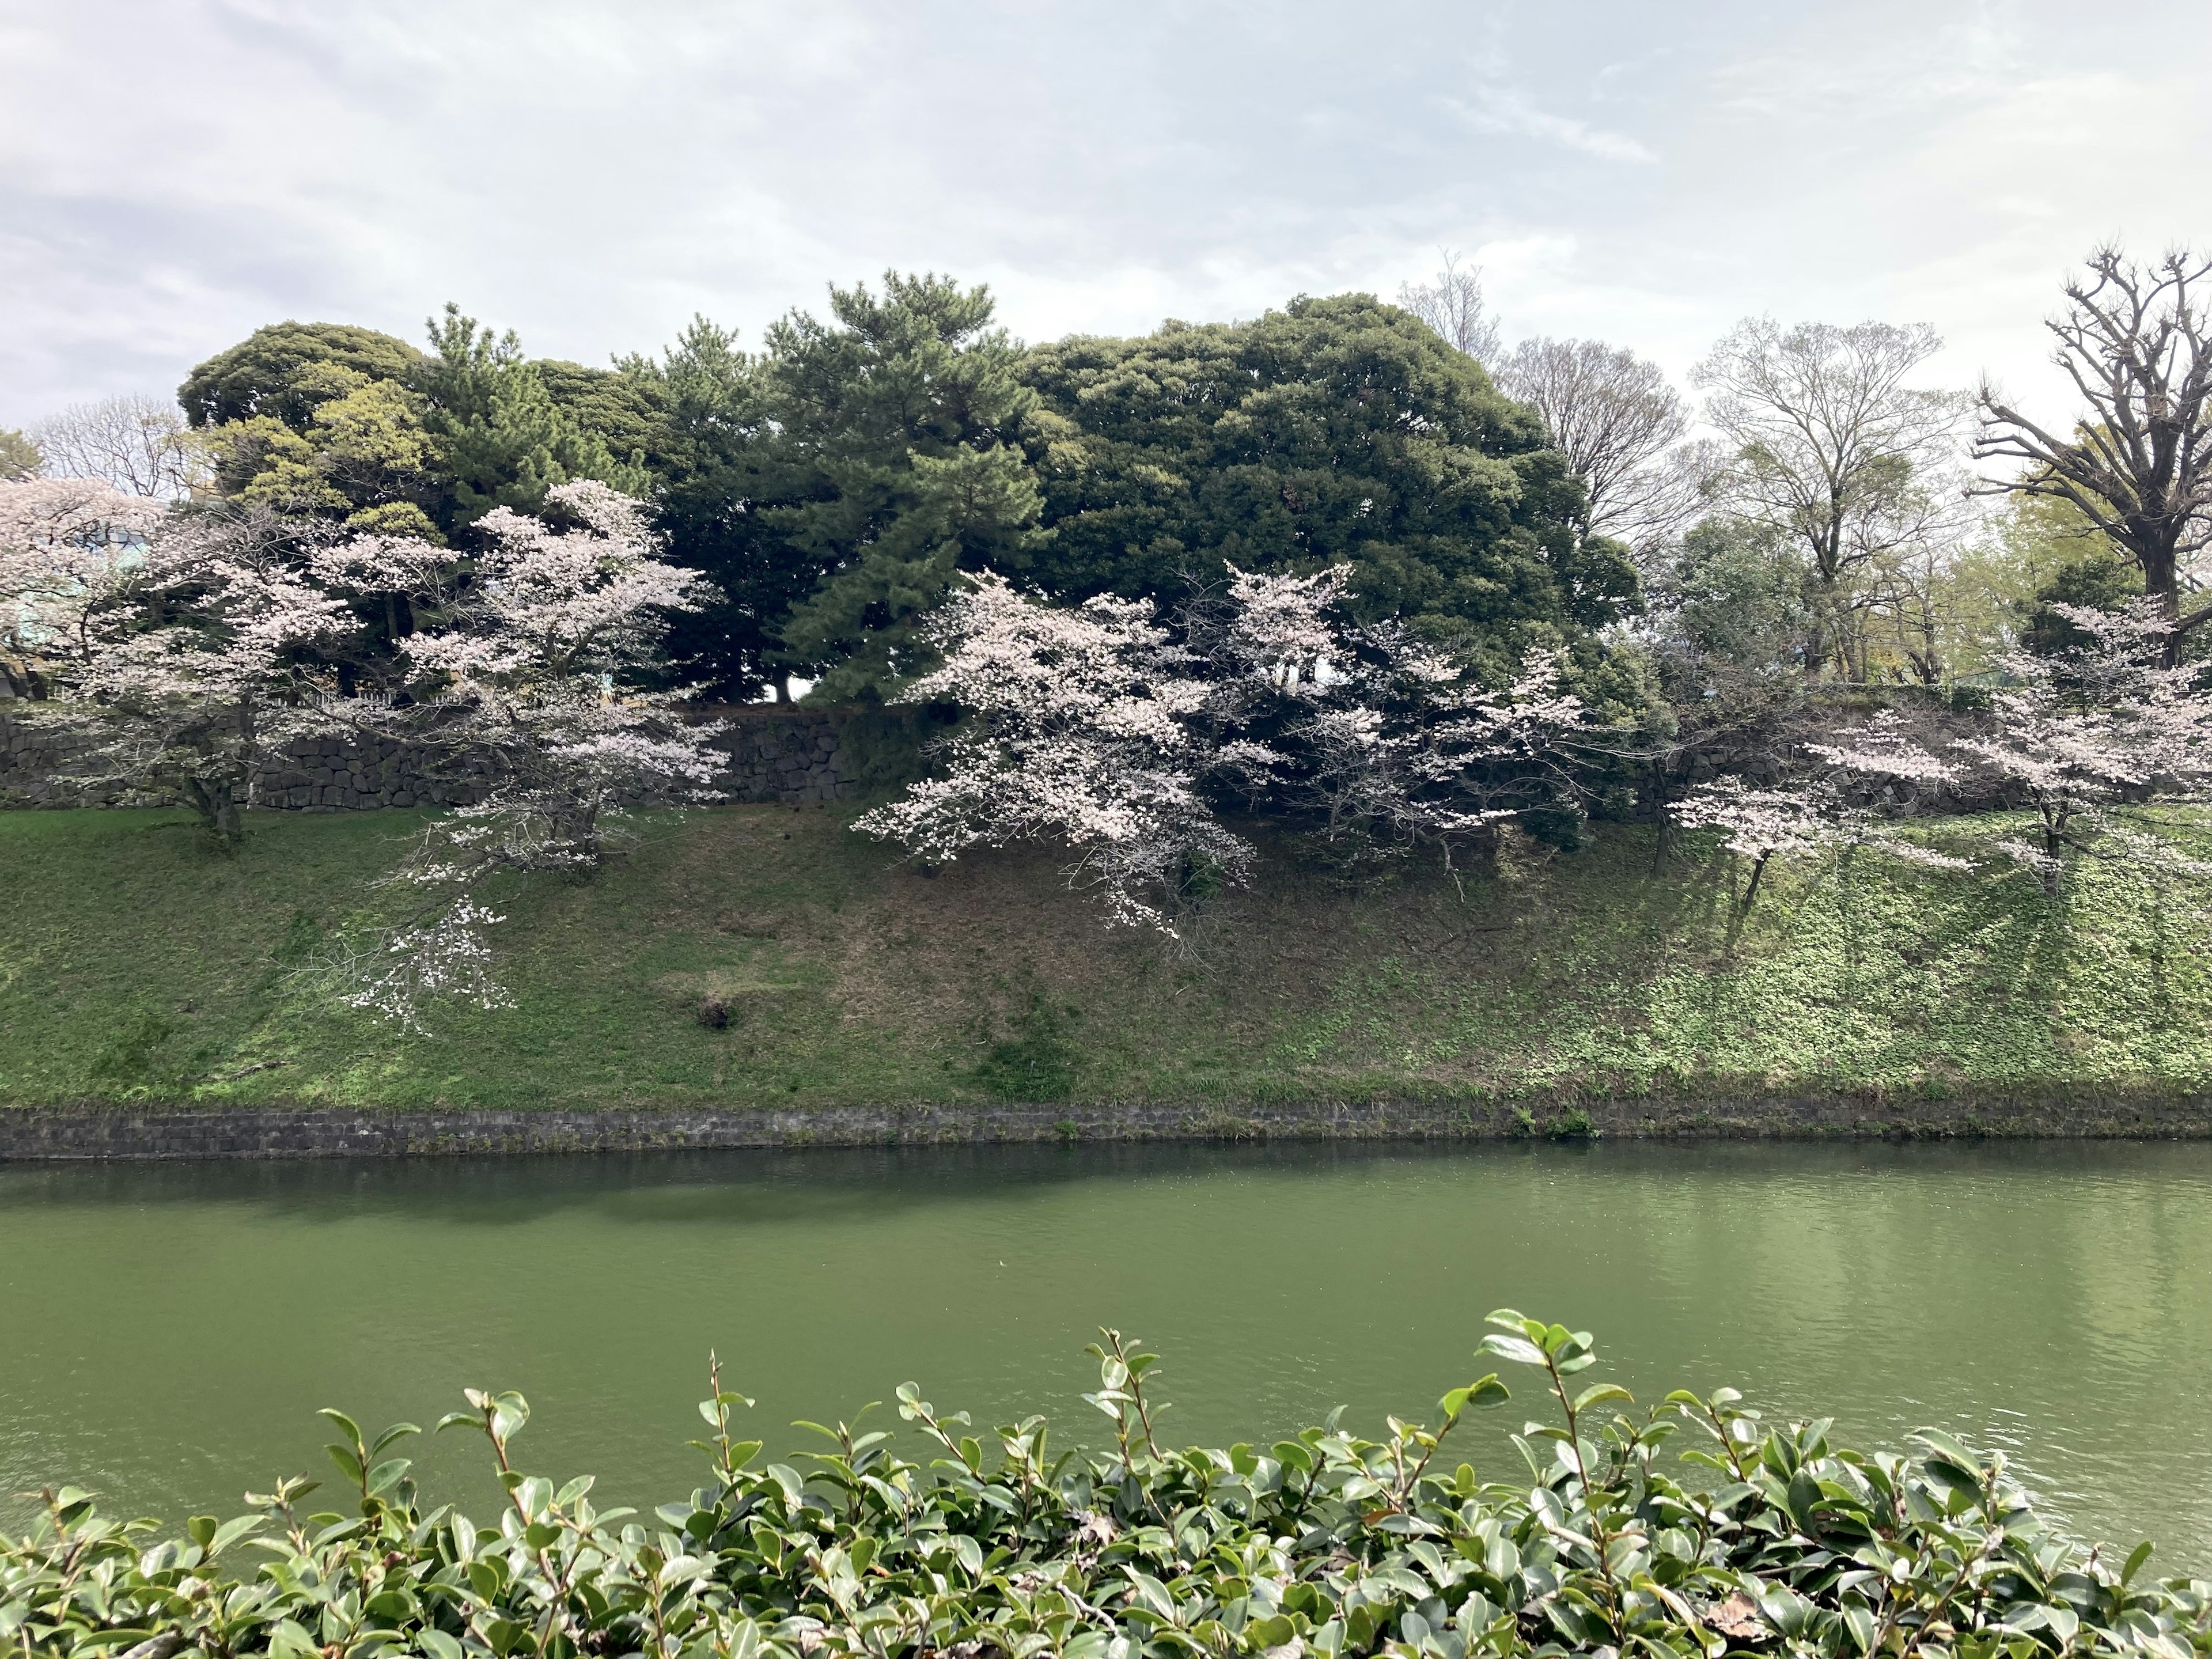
top-left (1975, 245), bottom-right (2212, 640)
top-left (1692, 317), bottom-right (1968, 679)
top-left (1397, 249), bottom-right (1502, 369)
top-left (1496, 337), bottom-right (1692, 551)
top-left (28, 395), bottom-right (207, 499)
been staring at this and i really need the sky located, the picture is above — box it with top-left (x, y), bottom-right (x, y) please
top-left (3, 0), bottom-right (2207, 430)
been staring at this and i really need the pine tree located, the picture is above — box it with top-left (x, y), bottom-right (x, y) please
top-left (622, 318), bottom-right (824, 700)
top-left (419, 305), bottom-right (650, 529)
top-left (769, 273), bottom-right (1046, 700)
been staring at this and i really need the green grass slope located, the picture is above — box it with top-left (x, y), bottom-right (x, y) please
top-left (2, 804), bottom-right (2210, 1114)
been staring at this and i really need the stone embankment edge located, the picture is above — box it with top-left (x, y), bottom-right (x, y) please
top-left (3, 1094), bottom-right (2211, 1159)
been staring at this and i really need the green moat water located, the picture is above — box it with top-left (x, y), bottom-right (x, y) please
top-left (4, 1141), bottom-right (2209, 1563)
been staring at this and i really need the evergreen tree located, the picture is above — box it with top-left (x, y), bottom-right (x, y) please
top-left (769, 273), bottom-right (1046, 700)
top-left (419, 305), bottom-right (652, 529)
top-left (2020, 550), bottom-right (2144, 657)
top-left (622, 318), bottom-right (824, 700)
top-left (0, 429), bottom-right (43, 481)
top-left (179, 322), bottom-right (427, 430)
top-left (1020, 294), bottom-right (1638, 687)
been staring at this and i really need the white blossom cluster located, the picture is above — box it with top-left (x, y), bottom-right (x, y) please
top-left (856, 566), bottom-right (1600, 932)
top-left (331, 483), bottom-right (726, 1020)
top-left (0, 478), bottom-right (168, 700)
top-left (0, 475), bottom-right (721, 1024)
top-left (359, 482), bottom-right (725, 873)
top-left (3, 487), bottom-right (359, 831)
top-left (1673, 605), bottom-right (2212, 902)
top-left (1947, 604), bottom-right (2212, 891)
top-left (853, 571), bottom-right (1242, 932)
top-left (327, 896), bottom-right (517, 1033)
top-left (1672, 760), bottom-right (1971, 908)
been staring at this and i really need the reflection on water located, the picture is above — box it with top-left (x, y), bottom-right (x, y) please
top-left (2, 1141), bottom-right (2209, 1565)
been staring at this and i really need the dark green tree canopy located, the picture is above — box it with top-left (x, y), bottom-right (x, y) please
top-left (620, 317), bottom-right (808, 700)
top-left (2020, 547), bottom-right (2144, 658)
top-left (770, 272), bottom-right (1045, 700)
top-left (1021, 294), bottom-right (1639, 676)
top-left (418, 305), bottom-right (652, 527)
top-left (536, 358), bottom-right (663, 467)
top-left (0, 427), bottom-right (40, 480)
top-left (179, 322), bottom-right (427, 430)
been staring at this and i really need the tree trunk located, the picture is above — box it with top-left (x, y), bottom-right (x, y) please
top-left (2040, 806), bottom-right (2066, 896)
top-left (2139, 536), bottom-right (2187, 664)
top-left (185, 775), bottom-right (243, 842)
top-left (1742, 850), bottom-right (1771, 910)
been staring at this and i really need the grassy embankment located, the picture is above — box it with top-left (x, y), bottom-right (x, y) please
top-left (3, 801), bottom-right (2211, 1122)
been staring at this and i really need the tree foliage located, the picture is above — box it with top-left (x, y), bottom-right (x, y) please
top-left (620, 318), bottom-right (821, 700)
top-left (206, 369), bottom-right (446, 542)
top-left (417, 305), bottom-right (653, 530)
top-left (1022, 294), bottom-right (1638, 684)
top-left (180, 310), bottom-right (657, 546)
top-left (768, 272), bottom-right (1046, 702)
top-left (9, 1315), bottom-right (2209, 1659)
top-left (0, 428), bottom-right (41, 482)
top-left (179, 321), bottom-right (429, 431)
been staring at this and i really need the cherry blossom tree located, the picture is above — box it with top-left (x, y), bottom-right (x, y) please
top-left (1675, 608), bottom-right (2212, 907)
top-left (1186, 562), bottom-right (1599, 871)
top-left (1938, 604), bottom-right (2212, 892)
top-left (333, 482), bottom-right (725, 1022)
top-left (7, 474), bottom-right (720, 1022)
top-left (1669, 777), bottom-right (1839, 908)
top-left (853, 571), bottom-right (1243, 933)
top-left (37, 502), bottom-right (356, 837)
top-left (857, 563), bottom-right (1604, 930)
top-left (0, 478), bottom-right (167, 700)
top-left (1673, 718), bottom-right (1972, 910)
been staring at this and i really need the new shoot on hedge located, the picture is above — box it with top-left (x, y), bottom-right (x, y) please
top-left (9, 1314), bottom-right (2206, 1659)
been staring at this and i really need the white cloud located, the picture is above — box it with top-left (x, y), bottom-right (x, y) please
top-left (0, 0), bottom-right (2205, 433)
top-left (1443, 89), bottom-right (1658, 165)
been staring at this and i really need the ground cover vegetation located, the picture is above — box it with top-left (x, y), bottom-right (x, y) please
top-left (4, 243), bottom-right (2212, 1058)
top-left (9, 1313), bottom-right (2210, 1659)
top-left (6, 796), bottom-right (2212, 1113)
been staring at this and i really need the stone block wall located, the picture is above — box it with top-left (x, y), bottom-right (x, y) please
top-left (0, 703), bottom-right (854, 812)
top-left (709, 709), bottom-right (851, 804)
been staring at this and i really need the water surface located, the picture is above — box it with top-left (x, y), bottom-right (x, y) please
top-left (3, 1142), bottom-right (2208, 1565)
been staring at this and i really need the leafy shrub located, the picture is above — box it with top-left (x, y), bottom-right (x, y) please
top-left (1546, 1107), bottom-right (1598, 1142)
top-left (6, 1315), bottom-right (2207, 1659)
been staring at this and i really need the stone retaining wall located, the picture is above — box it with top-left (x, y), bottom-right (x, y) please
top-left (0, 704), bottom-right (854, 811)
top-left (1, 1093), bottom-right (2208, 1161)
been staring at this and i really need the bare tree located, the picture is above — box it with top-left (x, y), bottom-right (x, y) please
top-left (1397, 249), bottom-right (1502, 369)
top-left (29, 395), bottom-right (204, 498)
top-left (1496, 338), bottom-right (1691, 551)
top-left (1693, 318), bottom-right (1967, 680)
top-left (1975, 247), bottom-right (2212, 653)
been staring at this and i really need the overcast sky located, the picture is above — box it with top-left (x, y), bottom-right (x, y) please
top-left (3, 0), bottom-right (2206, 429)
